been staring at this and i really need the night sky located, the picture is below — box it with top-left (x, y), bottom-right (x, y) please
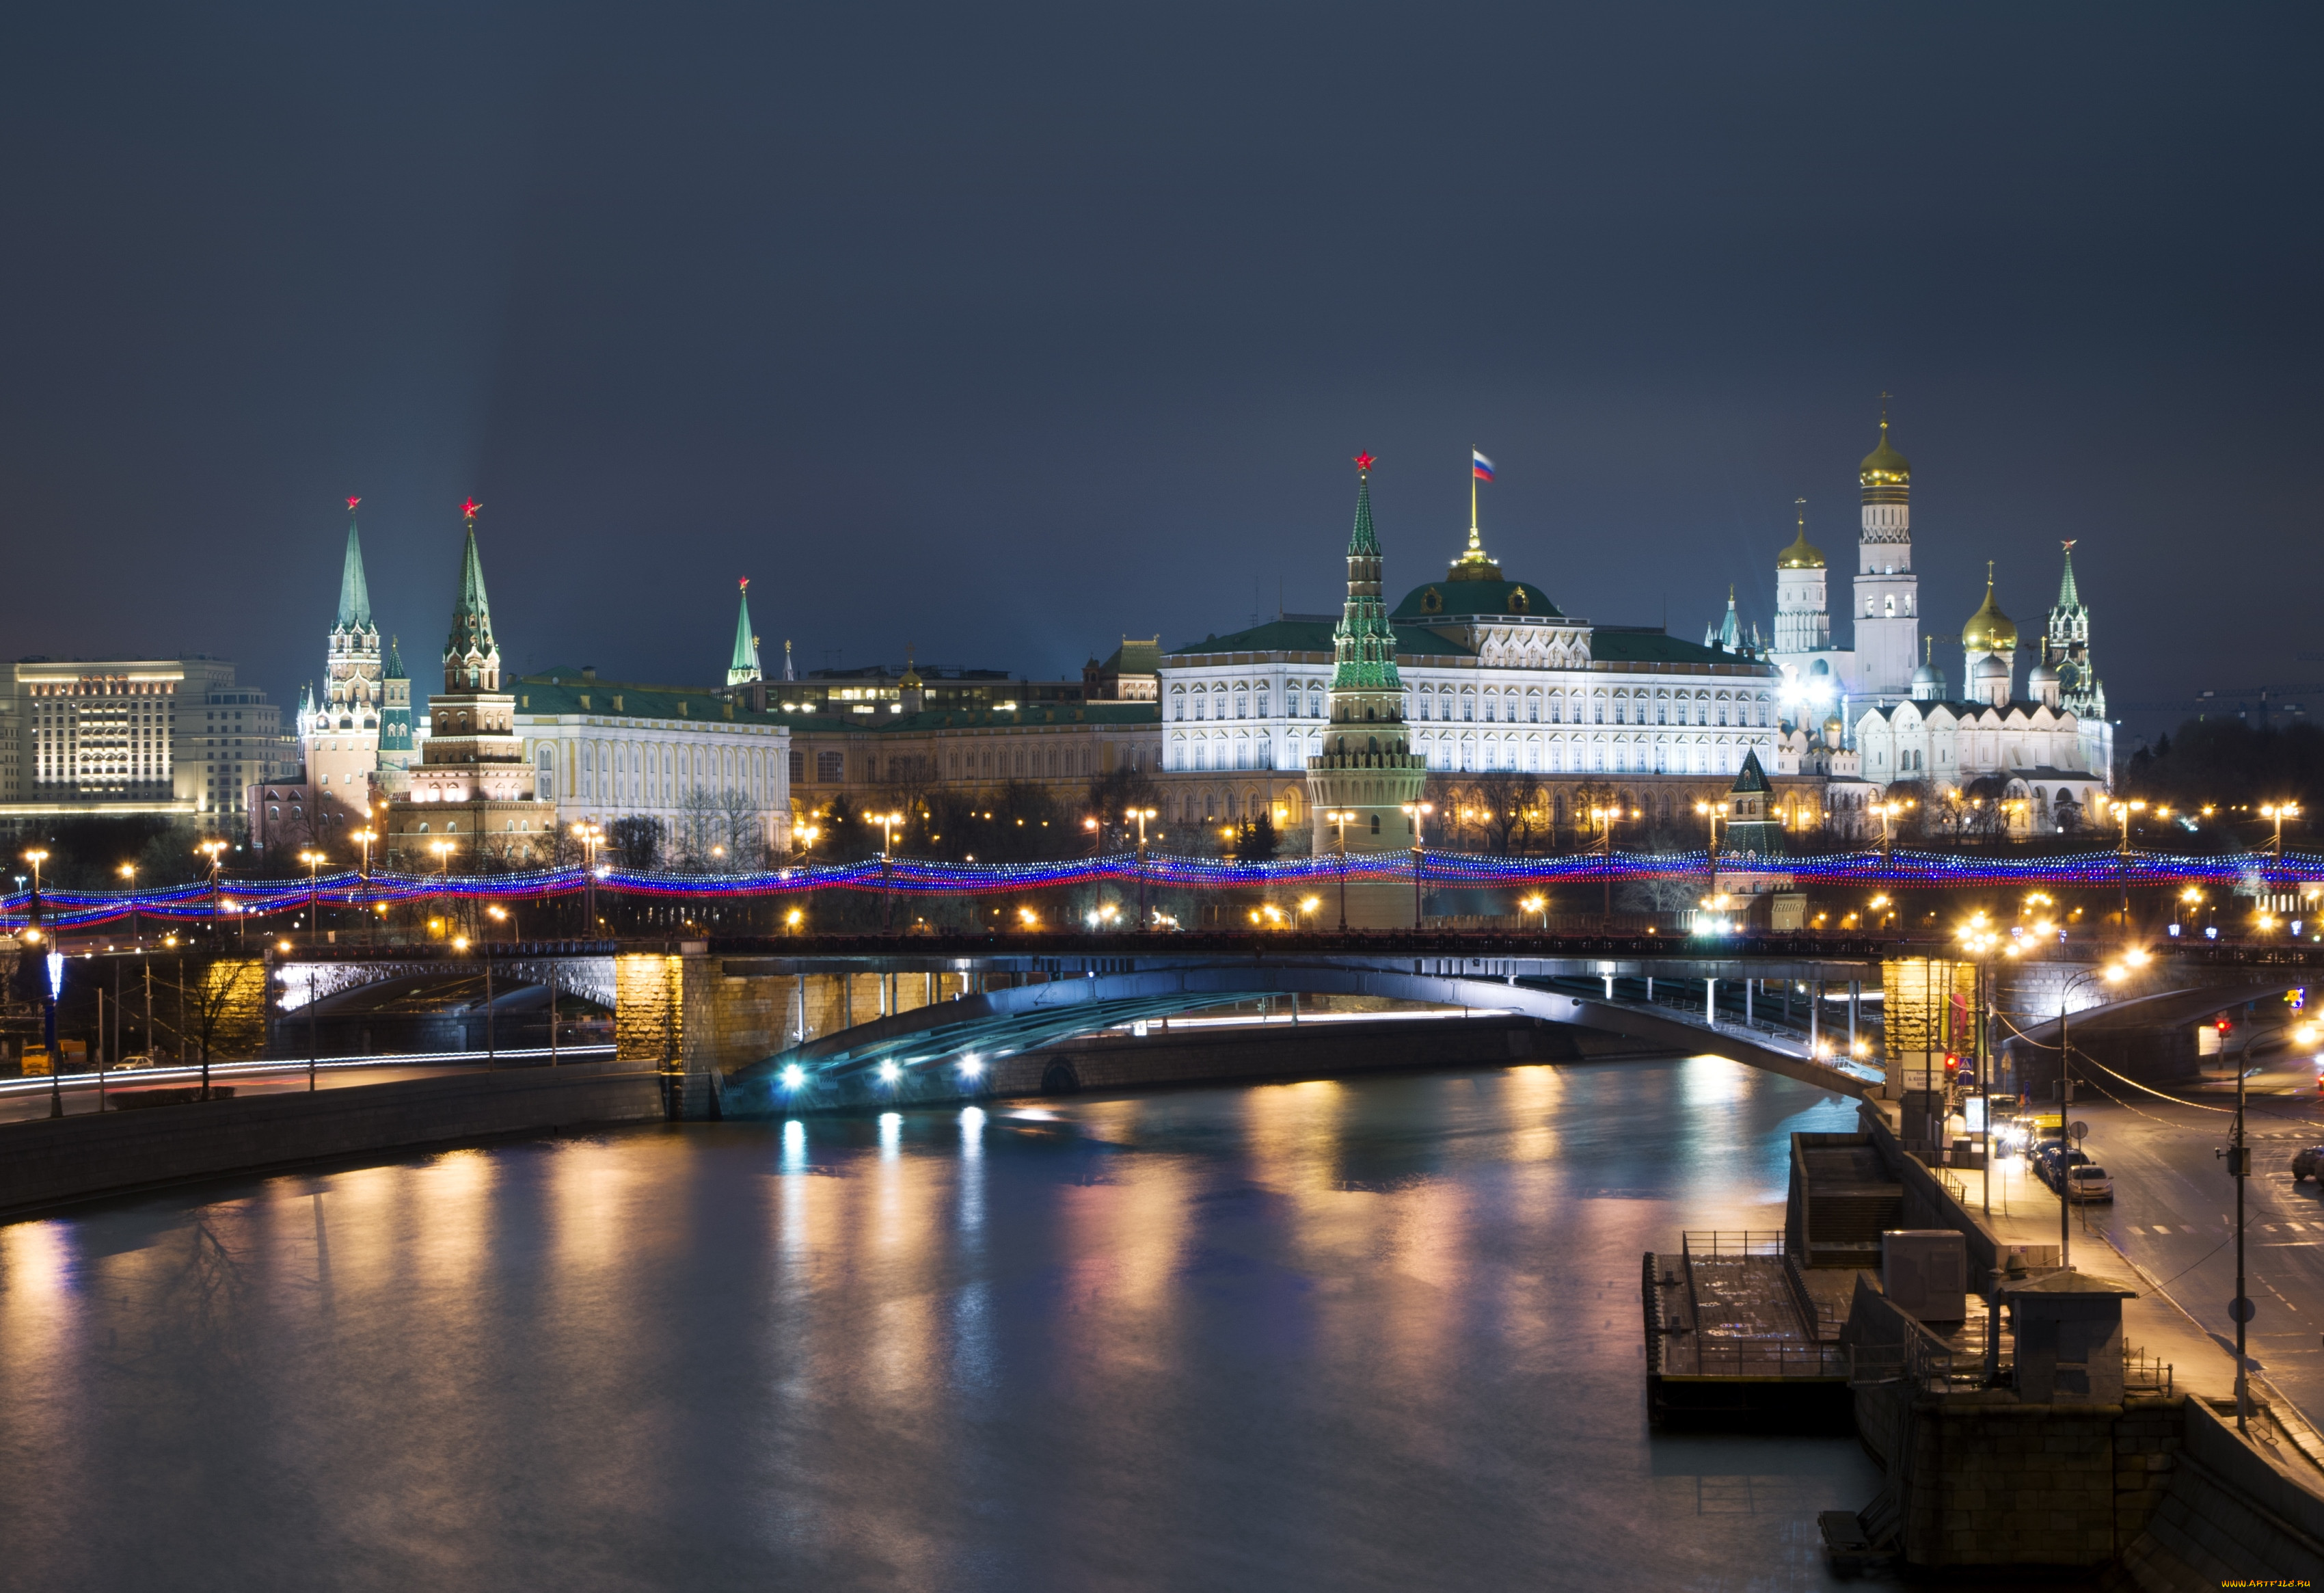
top-left (4, 4), bottom-right (2316, 744)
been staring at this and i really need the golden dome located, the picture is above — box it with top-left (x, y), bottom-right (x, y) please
top-left (1859, 419), bottom-right (1910, 487)
top-left (1961, 565), bottom-right (2018, 654)
top-left (1778, 504), bottom-right (1825, 569)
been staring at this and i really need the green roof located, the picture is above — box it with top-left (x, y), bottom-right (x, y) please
top-left (1588, 628), bottom-right (1759, 667)
top-left (785, 701), bottom-right (1161, 734)
top-left (447, 517), bottom-right (495, 660)
top-left (512, 669), bottom-right (787, 727)
top-left (1098, 637), bottom-right (1162, 674)
top-left (1729, 747), bottom-right (1772, 794)
top-left (1390, 578), bottom-right (1563, 621)
top-left (729, 582), bottom-right (760, 680)
top-left (1168, 619), bottom-right (1477, 659)
top-left (336, 517), bottom-right (373, 630)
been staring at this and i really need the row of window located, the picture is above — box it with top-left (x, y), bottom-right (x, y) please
top-left (1167, 732), bottom-right (1760, 777)
top-left (1170, 687), bottom-right (1774, 727)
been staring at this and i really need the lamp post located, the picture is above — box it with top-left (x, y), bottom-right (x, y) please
top-left (2105, 797), bottom-right (2146, 933)
top-left (299, 849), bottom-right (326, 948)
top-left (1875, 800), bottom-right (1902, 861)
top-left (1401, 801), bottom-right (1434, 931)
top-left (198, 839), bottom-right (228, 945)
top-left (2225, 1020), bottom-right (2259, 1433)
top-left (1521, 893), bottom-right (1548, 931)
top-left (1125, 807), bottom-right (1156, 928)
top-left (1324, 810), bottom-right (1355, 931)
top-left (875, 809), bottom-right (905, 932)
top-left (41, 947), bottom-right (64, 1119)
top-left (2040, 954), bottom-right (2146, 1270)
top-left (1694, 799), bottom-right (1727, 897)
top-left (2262, 801), bottom-right (2301, 866)
top-left (118, 861), bottom-right (140, 952)
top-left (352, 827), bottom-right (376, 946)
top-left (570, 823), bottom-right (604, 937)
top-left (1591, 805), bottom-right (1634, 928)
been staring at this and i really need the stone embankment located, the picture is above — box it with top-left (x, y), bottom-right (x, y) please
top-left (0, 1061), bottom-right (666, 1218)
top-left (1679, 1097), bottom-right (2324, 1583)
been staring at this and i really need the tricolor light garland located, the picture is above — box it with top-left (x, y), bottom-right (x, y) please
top-left (1, 846), bottom-right (2318, 932)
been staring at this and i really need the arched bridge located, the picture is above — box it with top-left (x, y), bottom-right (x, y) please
top-left (718, 948), bottom-right (1881, 1114)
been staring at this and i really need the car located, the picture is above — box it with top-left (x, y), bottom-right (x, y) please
top-left (111, 1054), bottom-right (159, 1071)
top-left (2294, 1146), bottom-right (2324, 1182)
top-left (2036, 1149), bottom-right (2091, 1193)
top-left (2065, 1165), bottom-right (2114, 1202)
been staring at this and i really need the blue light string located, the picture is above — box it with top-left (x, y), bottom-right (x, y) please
top-left (2, 846), bottom-right (2319, 931)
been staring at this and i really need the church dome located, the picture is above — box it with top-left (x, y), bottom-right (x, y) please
top-left (1961, 571), bottom-right (2018, 654)
top-left (1911, 660), bottom-right (1941, 688)
top-left (1859, 421), bottom-right (1911, 487)
top-left (1971, 655), bottom-right (2009, 684)
top-left (1778, 520), bottom-right (1826, 570)
top-left (2027, 660), bottom-right (2059, 686)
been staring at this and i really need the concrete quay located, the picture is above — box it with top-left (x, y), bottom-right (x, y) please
top-left (1652, 1097), bottom-right (2324, 1583)
top-left (0, 1060), bottom-right (666, 1220)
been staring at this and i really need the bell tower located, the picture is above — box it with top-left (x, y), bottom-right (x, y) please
top-left (1852, 403), bottom-right (1920, 700)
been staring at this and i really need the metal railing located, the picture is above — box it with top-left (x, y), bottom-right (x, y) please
top-left (1681, 1230), bottom-right (1787, 1258)
top-left (1690, 1340), bottom-right (1850, 1378)
top-left (2124, 1346), bottom-right (2176, 1397)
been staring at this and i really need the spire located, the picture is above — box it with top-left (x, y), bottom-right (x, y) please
top-left (1348, 452), bottom-right (1381, 555)
top-left (1717, 587), bottom-right (1742, 650)
top-left (727, 578), bottom-right (762, 686)
top-left (783, 639), bottom-right (795, 682)
top-left (384, 634), bottom-right (407, 680)
top-left (2056, 539), bottom-right (2082, 609)
top-left (1331, 452), bottom-right (1403, 695)
top-left (444, 500), bottom-right (500, 691)
top-left (336, 503), bottom-right (373, 630)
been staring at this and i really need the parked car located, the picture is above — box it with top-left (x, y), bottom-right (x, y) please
top-left (2065, 1164), bottom-right (2114, 1202)
top-left (2036, 1148), bottom-right (2091, 1193)
top-left (2293, 1145), bottom-right (2324, 1182)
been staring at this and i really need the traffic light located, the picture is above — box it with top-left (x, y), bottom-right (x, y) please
top-left (2215, 1015), bottom-right (2234, 1037)
top-left (1943, 1052), bottom-right (1961, 1078)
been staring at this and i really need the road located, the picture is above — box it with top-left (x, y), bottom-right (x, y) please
top-left (2033, 1083), bottom-right (2324, 1424)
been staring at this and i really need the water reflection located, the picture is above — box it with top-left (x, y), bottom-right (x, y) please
top-left (0, 1057), bottom-right (1869, 1593)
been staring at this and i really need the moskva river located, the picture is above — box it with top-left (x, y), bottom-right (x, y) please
top-left (1, 1058), bottom-right (1880, 1592)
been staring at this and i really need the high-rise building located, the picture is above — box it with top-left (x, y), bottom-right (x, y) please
top-left (2, 656), bottom-right (282, 834)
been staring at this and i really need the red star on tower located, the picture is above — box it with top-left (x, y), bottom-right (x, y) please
top-left (1353, 451), bottom-right (1376, 473)
top-left (461, 498), bottom-right (481, 519)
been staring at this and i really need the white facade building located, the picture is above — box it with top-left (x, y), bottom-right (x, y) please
top-left (513, 666), bottom-right (793, 853)
top-left (1159, 481), bottom-right (1785, 835)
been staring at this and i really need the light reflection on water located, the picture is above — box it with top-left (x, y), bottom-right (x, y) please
top-left (0, 1058), bottom-right (1874, 1592)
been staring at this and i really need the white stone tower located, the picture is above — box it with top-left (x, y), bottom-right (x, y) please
top-left (300, 499), bottom-right (383, 829)
top-left (1773, 498), bottom-right (1831, 657)
top-left (1852, 412), bottom-right (1920, 700)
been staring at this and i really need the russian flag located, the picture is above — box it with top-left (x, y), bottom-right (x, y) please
top-left (1472, 450), bottom-right (1495, 482)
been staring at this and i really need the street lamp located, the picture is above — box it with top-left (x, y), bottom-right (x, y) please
top-left (571, 822), bottom-right (604, 937)
top-left (1694, 799), bottom-right (1728, 888)
top-left (2104, 797), bottom-right (2146, 932)
top-left (119, 861), bottom-right (140, 951)
top-left (1520, 892), bottom-right (1548, 931)
top-left (1323, 809), bottom-right (1357, 931)
top-left (874, 809), bottom-right (905, 932)
top-left (352, 827), bottom-right (376, 945)
top-left (197, 840), bottom-right (228, 943)
top-left (1124, 807), bottom-right (1157, 928)
top-left (1401, 801), bottom-right (1435, 931)
top-left (299, 849), bottom-right (327, 946)
top-left (2261, 801), bottom-right (2301, 862)
top-left (1874, 800), bottom-right (1902, 860)
top-left (1589, 805), bottom-right (1634, 928)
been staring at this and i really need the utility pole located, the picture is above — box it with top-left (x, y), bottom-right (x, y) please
top-left (2228, 1025), bottom-right (2256, 1434)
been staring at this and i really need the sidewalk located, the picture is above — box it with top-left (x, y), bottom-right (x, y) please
top-left (1952, 1156), bottom-right (2232, 1402)
top-left (1951, 1154), bottom-right (2324, 1471)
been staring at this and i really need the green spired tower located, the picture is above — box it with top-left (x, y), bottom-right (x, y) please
top-left (1304, 453), bottom-right (1427, 909)
top-left (727, 578), bottom-right (763, 686)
